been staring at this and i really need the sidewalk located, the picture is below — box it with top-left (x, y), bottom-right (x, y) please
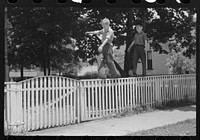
top-left (27, 105), bottom-right (196, 136)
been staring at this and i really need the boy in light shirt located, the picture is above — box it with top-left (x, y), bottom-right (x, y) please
top-left (86, 18), bottom-right (120, 78)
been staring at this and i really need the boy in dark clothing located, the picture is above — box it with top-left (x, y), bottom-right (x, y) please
top-left (127, 22), bottom-right (148, 76)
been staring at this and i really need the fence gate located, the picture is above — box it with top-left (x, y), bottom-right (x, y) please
top-left (4, 76), bottom-right (81, 132)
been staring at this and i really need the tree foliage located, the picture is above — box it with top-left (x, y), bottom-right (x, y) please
top-left (7, 7), bottom-right (82, 76)
top-left (73, 8), bottom-right (196, 75)
top-left (7, 7), bottom-right (196, 78)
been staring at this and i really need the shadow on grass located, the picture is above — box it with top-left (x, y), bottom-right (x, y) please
top-left (171, 105), bottom-right (196, 112)
top-left (154, 97), bottom-right (196, 112)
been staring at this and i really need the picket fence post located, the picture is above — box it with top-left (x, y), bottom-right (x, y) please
top-left (6, 82), bottom-right (24, 134)
top-left (80, 81), bottom-right (85, 122)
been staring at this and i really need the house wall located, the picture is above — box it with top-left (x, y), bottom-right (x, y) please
top-left (137, 51), bottom-right (169, 75)
top-left (114, 45), bottom-right (170, 76)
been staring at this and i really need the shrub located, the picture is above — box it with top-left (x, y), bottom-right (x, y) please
top-left (166, 48), bottom-right (196, 74)
top-left (79, 72), bottom-right (99, 79)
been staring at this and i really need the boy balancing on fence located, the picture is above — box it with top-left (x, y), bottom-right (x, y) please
top-left (127, 22), bottom-right (148, 76)
top-left (86, 18), bottom-right (120, 78)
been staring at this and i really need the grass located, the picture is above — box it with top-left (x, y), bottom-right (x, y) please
top-left (154, 95), bottom-right (196, 110)
top-left (128, 119), bottom-right (196, 136)
top-left (4, 121), bottom-right (28, 136)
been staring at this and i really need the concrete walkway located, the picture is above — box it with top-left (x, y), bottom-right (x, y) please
top-left (27, 105), bottom-right (196, 136)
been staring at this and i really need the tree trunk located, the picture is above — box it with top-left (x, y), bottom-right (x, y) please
top-left (47, 46), bottom-right (51, 75)
top-left (48, 65), bottom-right (50, 75)
top-left (141, 8), bottom-right (147, 32)
top-left (124, 8), bottom-right (134, 76)
top-left (43, 45), bottom-right (47, 76)
top-left (20, 64), bottom-right (24, 81)
top-left (43, 66), bottom-right (46, 76)
top-left (5, 7), bottom-right (9, 82)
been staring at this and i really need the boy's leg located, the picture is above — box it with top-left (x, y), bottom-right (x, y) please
top-left (106, 54), bottom-right (120, 78)
top-left (96, 54), bottom-right (103, 67)
top-left (140, 47), bottom-right (146, 76)
top-left (132, 47), bottom-right (139, 76)
top-left (98, 59), bottom-right (106, 78)
top-left (102, 44), bottom-right (120, 78)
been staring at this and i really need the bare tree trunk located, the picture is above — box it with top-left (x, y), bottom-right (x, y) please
top-left (5, 7), bottom-right (9, 82)
top-left (141, 8), bottom-right (147, 32)
top-left (20, 63), bottom-right (24, 80)
top-left (124, 8), bottom-right (134, 76)
top-left (47, 46), bottom-right (51, 75)
top-left (48, 66), bottom-right (50, 75)
top-left (43, 45), bottom-right (47, 76)
top-left (43, 63), bottom-right (46, 76)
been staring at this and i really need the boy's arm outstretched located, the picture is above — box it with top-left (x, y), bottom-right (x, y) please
top-left (86, 30), bottom-right (102, 35)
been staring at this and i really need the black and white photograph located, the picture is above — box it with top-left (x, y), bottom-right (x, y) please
top-left (4, 5), bottom-right (197, 136)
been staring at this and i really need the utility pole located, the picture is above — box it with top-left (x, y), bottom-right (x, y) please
top-left (5, 7), bottom-right (9, 82)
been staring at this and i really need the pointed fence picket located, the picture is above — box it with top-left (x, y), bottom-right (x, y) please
top-left (4, 74), bottom-right (196, 132)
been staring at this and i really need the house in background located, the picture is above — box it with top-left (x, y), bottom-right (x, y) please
top-left (136, 43), bottom-right (170, 75)
top-left (9, 68), bottom-right (40, 82)
top-left (9, 68), bottom-right (60, 82)
top-left (113, 44), bottom-right (170, 76)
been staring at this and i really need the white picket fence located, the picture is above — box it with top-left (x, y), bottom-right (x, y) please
top-left (4, 74), bottom-right (196, 132)
top-left (80, 74), bottom-right (196, 121)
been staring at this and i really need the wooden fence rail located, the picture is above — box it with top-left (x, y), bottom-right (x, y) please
top-left (4, 74), bottom-right (196, 132)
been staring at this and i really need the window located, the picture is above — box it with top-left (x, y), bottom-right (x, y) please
top-left (147, 50), bottom-right (153, 70)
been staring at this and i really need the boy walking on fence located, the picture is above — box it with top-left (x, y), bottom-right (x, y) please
top-left (86, 18), bottom-right (120, 78)
top-left (127, 22), bottom-right (148, 76)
